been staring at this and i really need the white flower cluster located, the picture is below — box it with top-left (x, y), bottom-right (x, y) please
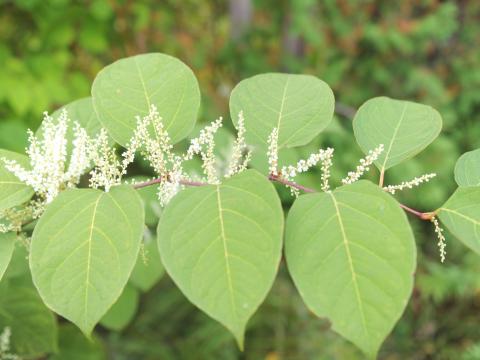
top-left (383, 173), bottom-right (437, 194)
top-left (0, 200), bottom-right (44, 234)
top-left (89, 129), bottom-right (138, 192)
top-left (281, 149), bottom-right (334, 195)
top-left (2, 110), bottom-right (94, 204)
top-left (267, 127), bottom-right (334, 195)
top-left (267, 128), bottom-right (279, 176)
top-left (225, 111), bottom-right (251, 178)
top-left (341, 144), bottom-right (384, 185)
top-left (0, 327), bottom-right (19, 360)
top-left (185, 117), bottom-right (223, 184)
top-left (130, 107), bottom-right (251, 205)
top-left (431, 216), bottom-right (446, 262)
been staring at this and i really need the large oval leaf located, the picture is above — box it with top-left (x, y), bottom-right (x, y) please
top-left (353, 97), bottom-right (442, 171)
top-left (0, 232), bottom-right (16, 281)
top-left (438, 187), bottom-right (480, 254)
top-left (158, 169), bottom-right (283, 348)
top-left (454, 149), bottom-right (480, 187)
top-left (229, 73), bottom-right (334, 150)
top-left (285, 180), bottom-right (416, 358)
top-left (0, 149), bottom-right (34, 211)
top-left (30, 185), bottom-right (145, 335)
top-left (0, 285), bottom-right (58, 357)
top-left (92, 53), bottom-right (200, 146)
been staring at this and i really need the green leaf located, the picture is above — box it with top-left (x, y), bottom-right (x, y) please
top-left (0, 233), bottom-right (15, 281)
top-left (353, 97), bottom-right (442, 171)
top-left (0, 285), bottom-right (58, 357)
top-left (229, 73), bottom-right (334, 150)
top-left (30, 185), bottom-right (145, 336)
top-left (158, 169), bottom-right (283, 348)
top-left (0, 149), bottom-right (34, 211)
top-left (92, 53), bottom-right (200, 146)
top-left (100, 284), bottom-right (139, 331)
top-left (454, 149), bottom-right (480, 187)
top-left (51, 324), bottom-right (106, 360)
top-left (285, 180), bottom-right (416, 358)
top-left (438, 187), bottom-right (480, 254)
top-left (130, 236), bottom-right (164, 292)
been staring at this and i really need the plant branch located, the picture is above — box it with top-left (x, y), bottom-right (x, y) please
top-left (133, 173), bottom-right (433, 220)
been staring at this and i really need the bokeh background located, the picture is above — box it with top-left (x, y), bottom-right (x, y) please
top-left (1, 0), bottom-right (480, 359)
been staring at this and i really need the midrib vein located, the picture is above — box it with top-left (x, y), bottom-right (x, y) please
top-left (381, 103), bottom-right (407, 171)
top-left (216, 186), bottom-right (238, 322)
top-left (134, 56), bottom-right (160, 141)
top-left (84, 195), bottom-right (102, 328)
top-left (276, 76), bottom-right (290, 147)
top-left (440, 207), bottom-right (480, 225)
top-left (329, 193), bottom-right (369, 339)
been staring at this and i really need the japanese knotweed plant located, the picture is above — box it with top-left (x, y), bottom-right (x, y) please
top-left (0, 53), bottom-right (479, 359)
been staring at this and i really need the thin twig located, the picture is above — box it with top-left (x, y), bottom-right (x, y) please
top-left (132, 174), bottom-right (432, 220)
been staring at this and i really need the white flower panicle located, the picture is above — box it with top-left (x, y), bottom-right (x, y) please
top-left (321, 148), bottom-right (334, 192)
top-left (267, 128), bottom-right (279, 176)
top-left (431, 216), bottom-right (446, 263)
top-left (278, 148), bottom-right (334, 196)
top-left (225, 111), bottom-right (251, 178)
top-left (2, 110), bottom-right (94, 204)
top-left (341, 144), bottom-right (384, 185)
top-left (89, 126), bottom-right (142, 192)
top-left (383, 173), bottom-right (437, 194)
top-left (185, 117), bottom-right (223, 184)
top-left (0, 327), bottom-right (19, 360)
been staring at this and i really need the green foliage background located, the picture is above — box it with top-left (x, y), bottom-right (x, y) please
top-left (1, 0), bottom-right (480, 359)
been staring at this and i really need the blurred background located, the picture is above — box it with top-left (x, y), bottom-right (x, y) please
top-left (1, 0), bottom-right (480, 359)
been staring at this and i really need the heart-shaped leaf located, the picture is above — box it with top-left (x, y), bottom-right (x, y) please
top-left (285, 180), bottom-right (416, 358)
top-left (30, 185), bottom-right (144, 335)
top-left (92, 53), bottom-right (200, 146)
top-left (158, 169), bottom-right (283, 348)
top-left (353, 97), bottom-right (442, 171)
top-left (229, 73), bottom-right (334, 150)
top-left (438, 186), bottom-right (480, 254)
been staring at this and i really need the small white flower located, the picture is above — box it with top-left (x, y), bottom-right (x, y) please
top-left (185, 117), bottom-right (223, 184)
top-left (341, 144), bottom-right (384, 185)
top-left (383, 173), bottom-right (437, 194)
top-left (431, 216), bottom-right (446, 263)
top-left (0, 327), bottom-right (19, 360)
top-left (225, 111), bottom-right (251, 178)
top-left (267, 128), bottom-right (279, 176)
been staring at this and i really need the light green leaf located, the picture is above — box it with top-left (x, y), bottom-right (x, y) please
top-left (0, 285), bottom-right (58, 357)
top-left (92, 53), bottom-right (200, 146)
top-left (285, 180), bottom-right (416, 358)
top-left (158, 169), bottom-right (283, 348)
top-left (454, 149), bottom-right (480, 187)
top-left (0, 149), bottom-right (34, 211)
top-left (0, 233), bottom-right (15, 281)
top-left (438, 187), bottom-right (480, 254)
top-left (30, 185), bottom-right (145, 336)
top-left (229, 73), bottom-right (334, 150)
top-left (130, 236), bottom-right (164, 292)
top-left (51, 324), bottom-right (106, 360)
top-left (353, 97), bottom-right (442, 171)
top-left (100, 284), bottom-right (139, 331)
